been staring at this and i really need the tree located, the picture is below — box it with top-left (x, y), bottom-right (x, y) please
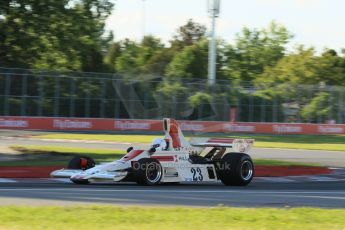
top-left (166, 39), bottom-right (208, 79)
top-left (0, 0), bottom-right (114, 71)
top-left (115, 36), bottom-right (167, 77)
top-left (224, 21), bottom-right (292, 83)
top-left (315, 49), bottom-right (345, 86)
top-left (254, 46), bottom-right (318, 86)
top-left (300, 92), bottom-right (331, 123)
top-left (170, 19), bottom-right (207, 50)
top-left (104, 41), bottom-right (122, 72)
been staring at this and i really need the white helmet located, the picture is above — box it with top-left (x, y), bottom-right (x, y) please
top-left (151, 137), bottom-right (167, 151)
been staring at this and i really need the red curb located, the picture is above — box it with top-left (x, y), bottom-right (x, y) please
top-left (0, 166), bottom-right (63, 178)
top-left (0, 165), bottom-right (333, 178)
top-left (255, 166), bottom-right (333, 177)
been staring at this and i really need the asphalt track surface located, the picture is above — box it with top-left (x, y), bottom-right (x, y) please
top-left (0, 179), bottom-right (345, 208)
top-left (0, 130), bottom-right (345, 208)
top-left (1, 131), bottom-right (345, 167)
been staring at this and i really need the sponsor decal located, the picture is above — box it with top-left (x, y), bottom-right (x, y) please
top-left (273, 125), bottom-right (302, 133)
top-left (223, 124), bottom-right (255, 132)
top-left (0, 119), bottom-right (28, 128)
top-left (151, 155), bottom-right (175, 162)
top-left (114, 121), bottom-right (150, 130)
top-left (53, 119), bottom-right (92, 129)
top-left (180, 122), bottom-right (205, 131)
top-left (178, 156), bottom-right (189, 161)
top-left (318, 126), bottom-right (344, 134)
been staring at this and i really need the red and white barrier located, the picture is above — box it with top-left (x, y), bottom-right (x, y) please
top-left (0, 116), bottom-right (345, 134)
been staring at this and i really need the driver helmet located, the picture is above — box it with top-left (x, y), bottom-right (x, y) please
top-left (151, 137), bottom-right (167, 151)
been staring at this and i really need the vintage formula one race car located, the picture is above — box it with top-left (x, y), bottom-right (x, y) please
top-left (51, 118), bottom-right (255, 186)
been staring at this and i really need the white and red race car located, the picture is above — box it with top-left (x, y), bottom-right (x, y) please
top-left (51, 118), bottom-right (255, 186)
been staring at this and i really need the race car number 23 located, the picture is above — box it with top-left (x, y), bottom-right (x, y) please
top-left (191, 167), bottom-right (203, 181)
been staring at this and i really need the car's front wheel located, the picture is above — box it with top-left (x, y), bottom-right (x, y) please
top-left (67, 155), bottom-right (95, 185)
top-left (67, 155), bottom-right (95, 170)
top-left (133, 158), bottom-right (163, 185)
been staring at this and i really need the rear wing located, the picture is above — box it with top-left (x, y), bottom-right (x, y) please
top-left (190, 138), bottom-right (254, 153)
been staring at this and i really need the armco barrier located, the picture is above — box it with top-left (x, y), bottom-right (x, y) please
top-left (0, 116), bottom-right (345, 135)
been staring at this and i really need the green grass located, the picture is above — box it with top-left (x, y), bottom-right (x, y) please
top-left (253, 159), bottom-right (318, 167)
top-left (3, 145), bottom-right (317, 167)
top-left (0, 206), bottom-right (344, 230)
top-left (33, 133), bottom-right (345, 151)
top-left (33, 133), bottom-right (158, 143)
top-left (1, 145), bottom-right (126, 167)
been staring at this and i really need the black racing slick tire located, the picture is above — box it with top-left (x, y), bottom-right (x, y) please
top-left (67, 156), bottom-right (95, 185)
top-left (216, 152), bottom-right (254, 186)
top-left (133, 158), bottom-right (163, 185)
top-left (70, 178), bottom-right (90, 185)
top-left (67, 156), bottom-right (95, 170)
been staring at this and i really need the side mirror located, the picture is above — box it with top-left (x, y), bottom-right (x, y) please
top-left (126, 147), bottom-right (134, 153)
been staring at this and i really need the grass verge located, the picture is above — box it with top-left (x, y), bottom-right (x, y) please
top-left (1, 145), bottom-right (317, 167)
top-left (0, 206), bottom-right (344, 230)
top-left (32, 133), bottom-right (345, 151)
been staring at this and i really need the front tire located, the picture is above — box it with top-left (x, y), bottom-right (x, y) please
top-left (133, 158), bottom-right (163, 185)
top-left (216, 153), bottom-right (254, 186)
top-left (67, 156), bottom-right (95, 185)
top-left (67, 155), bottom-right (95, 170)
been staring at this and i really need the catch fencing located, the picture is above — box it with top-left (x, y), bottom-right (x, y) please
top-left (0, 67), bottom-right (344, 124)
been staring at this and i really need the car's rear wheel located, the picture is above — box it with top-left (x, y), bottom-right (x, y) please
top-left (67, 156), bottom-right (95, 185)
top-left (134, 158), bottom-right (163, 185)
top-left (216, 152), bottom-right (254, 186)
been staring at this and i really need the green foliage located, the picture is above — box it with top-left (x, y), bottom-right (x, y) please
top-left (170, 19), bottom-right (207, 50)
top-left (115, 36), bottom-right (168, 77)
top-left (301, 92), bottom-right (331, 123)
top-left (166, 39), bottom-right (208, 79)
top-left (188, 92), bottom-right (212, 108)
top-left (1, 12), bottom-right (345, 123)
top-left (225, 21), bottom-right (292, 82)
top-left (0, 0), bottom-right (114, 71)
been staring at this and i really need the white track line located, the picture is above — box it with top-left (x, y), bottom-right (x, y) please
top-left (0, 178), bottom-right (17, 183)
top-left (0, 188), bottom-right (345, 195)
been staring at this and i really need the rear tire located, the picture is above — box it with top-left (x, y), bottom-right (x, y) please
top-left (133, 158), bottom-right (163, 185)
top-left (216, 153), bottom-right (254, 186)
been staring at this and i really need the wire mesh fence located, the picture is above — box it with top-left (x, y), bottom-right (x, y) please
top-left (0, 67), bottom-right (344, 123)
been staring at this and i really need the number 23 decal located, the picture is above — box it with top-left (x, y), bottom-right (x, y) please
top-left (191, 167), bottom-right (203, 181)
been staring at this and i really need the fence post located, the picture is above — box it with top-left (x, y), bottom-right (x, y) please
top-left (114, 79), bottom-right (120, 118)
top-left (296, 85), bottom-right (301, 123)
top-left (338, 89), bottom-right (344, 124)
top-left (37, 76), bottom-right (44, 116)
top-left (249, 91), bottom-right (253, 122)
top-left (273, 92), bottom-right (277, 123)
top-left (172, 92), bottom-right (176, 119)
top-left (4, 72), bottom-right (11, 116)
top-left (54, 75), bottom-right (60, 117)
top-left (236, 89), bottom-right (241, 122)
top-left (85, 78), bottom-right (90, 118)
top-left (260, 96), bottom-right (265, 122)
top-left (100, 79), bottom-right (106, 118)
top-left (21, 73), bottom-right (27, 116)
top-left (69, 77), bottom-right (75, 117)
